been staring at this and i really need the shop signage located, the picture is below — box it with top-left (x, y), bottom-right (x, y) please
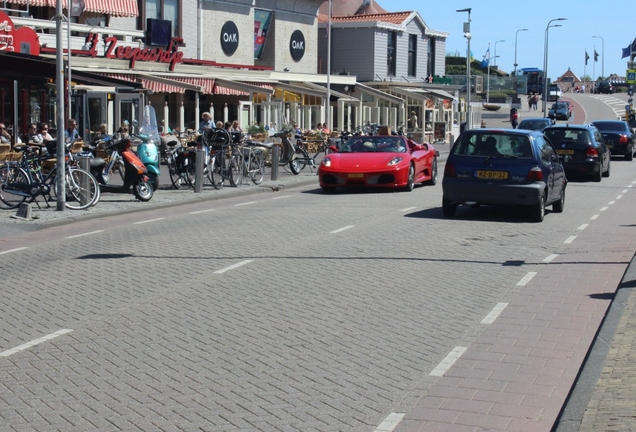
top-left (220, 21), bottom-right (239, 56)
top-left (0, 11), bottom-right (40, 56)
top-left (84, 32), bottom-right (185, 71)
top-left (289, 30), bottom-right (305, 61)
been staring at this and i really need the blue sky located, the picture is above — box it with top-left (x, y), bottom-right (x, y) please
top-left (389, 0), bottom-right (634, 80)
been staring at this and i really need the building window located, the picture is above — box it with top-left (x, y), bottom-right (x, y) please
top-left (408, 34), bottom-right (417, 77)
top-left (387, 31), bottom-right (397, 76)
top-left (142, 0), bottom-right (180, 38)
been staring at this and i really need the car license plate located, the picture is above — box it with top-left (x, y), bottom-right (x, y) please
top-left (475, 170), bottom-right (508, 180)
top-left (556, 149), bottom-right (574, 155)
top-left (607, 144), bottom-right (613, 149)
top-left (348, 173), bottom-right (364, 178)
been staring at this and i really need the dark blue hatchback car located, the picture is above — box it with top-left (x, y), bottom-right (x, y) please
top-left (442, 129), bottom-right (567, 222)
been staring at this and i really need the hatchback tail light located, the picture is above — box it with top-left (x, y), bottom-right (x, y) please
top-left (527, 167), bottom-right (543, 182)
top-left (586, 147), bottom-right (599, 158)
top-left (619, 134), bottom-right (628, 144)
top-left (444, 162), bottom-right (456, 177)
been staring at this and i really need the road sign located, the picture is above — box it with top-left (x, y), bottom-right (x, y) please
top-left (627, 70), bottom-right (636, 84)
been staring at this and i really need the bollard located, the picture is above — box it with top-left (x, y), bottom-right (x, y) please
top-left (194, 143), bottom-right (205, 193)
top-left (77, 155), bottom-right (91, 206)
top-left (271, 139), bottom-right (280, 181)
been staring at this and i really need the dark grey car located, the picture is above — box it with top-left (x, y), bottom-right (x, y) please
top-left (591, 120), bottom-right (635, 160)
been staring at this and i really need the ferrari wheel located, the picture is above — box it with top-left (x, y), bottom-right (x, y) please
top-left (404, 164), bottom-right (415, 191)
top-left (425, 157), bottom-right (438, 185)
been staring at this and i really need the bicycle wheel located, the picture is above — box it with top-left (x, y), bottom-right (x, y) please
top-left (167, 157), bottom-right (185, 189)
top-left (209, 154), bottom-right (225, 190)
top-left (229, 151), bottom-right (242, 187)
top-left (64, 168), bottom-right (99, 210)
top-left (249, 150), bottom-right (264, 185)
top-left (0, 165), bottom-right (28, 210)
top-left (290, 146), bottom-right (309, 174)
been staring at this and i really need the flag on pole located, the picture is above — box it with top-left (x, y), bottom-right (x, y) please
top-left (585, 50), bottom-right (589, 65)
top-left (622, 43), bottom-right (631, 59)
top-left (480, 48), bottom-right (490, 68)
top-left (594, 49), bottom-right (599, 62)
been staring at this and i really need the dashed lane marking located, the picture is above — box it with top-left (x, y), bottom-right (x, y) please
top-left (600, 207), bottom-right (608, 212)
top-left (65, 230), bottom-right (104, 239)
top-left (272, 195), bottom-right (291, 200)
top-left (564, 236), bottom-right (577, 244)
top-left (481, 302), bottom-right (509, 324)
top-left (623, 189), bottom-right (629, 193)
top-left (214, 260), bottom-right (253, 274)
top-left (0, 329), bottom-right (73, 358)
top-left (234, 201), bottom-right (256, 206)
top-left (188, 209), bottom-right (215, 214)
top-left (400, 206), bottom-right (417, 212)
top-left (133, 218), bottom-right (165, 225)
top-left (374, 413), bottom-right (405, 432)
top-left (517, 272), bottom-right (537, 286)
top-left (543, 254), bottom-right (559, 263)
top-left (608, 201), bottom-right (616, 205)
top-left (429, 346), bottom-right (467, 376)
top-left (330, 225), bottom-right (354, 234)
top-left (0, 247), bottom-right (28, 255)
top-left (617, 195), bottom-right (624, 200)
top-left (591, 214), bottom-right (600, 220)
top-left (578, 223), bottom-right (589, 231)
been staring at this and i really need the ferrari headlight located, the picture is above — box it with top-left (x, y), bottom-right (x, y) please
top-left (321, 157), bottom-right (332, 167)
top-left (387, 157), bottom-right (403, 166)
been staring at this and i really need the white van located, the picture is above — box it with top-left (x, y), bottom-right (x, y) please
top-left (549, 84), bottom-right (563, 101)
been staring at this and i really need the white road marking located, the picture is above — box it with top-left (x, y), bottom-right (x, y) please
top-left (481, 303), bottom-right (509, 325)
top-left (517, 272), bottom-right (537, 286)
top-left (330, 225), bottom-right (354, 234)
top-left (600, 207), bottom-right (608, 212)
top-left (578, 223), bottom-right (589, 231)
top-left (608, 201), bottom-right (616, 205)
top-left (374, 413), bottom-right (405, 432)
top-left (0, 247), bottom-right (28, 255)
top-left (617, 195), bottom-right (624, 200)
top-left (0, 329), bottom-right (73, 358)
top-left (272, 195), bottom-right (291, 200)
top-left (65, 230), bottom-right (103, 239)
top-left (591, 214), bottom-right (600, 220)
top-left (214, 260), bottom-right (253, 274)
top-left (623, 189), bottom-right (629, 193)
top-left (564, 236), bottom-right (577, 244)
top-left (400, 206), bottom-right (417, 212)
top-left (133, 218), bottom-right (165, 224)
top-left (543, 254), bottom-right (559, 263)
top-left (429, 346), bottom-right (467, 376)
top-left (188, 208), bottom-right (215, 214)
top-left (234, 201), bottom-right (256, 206)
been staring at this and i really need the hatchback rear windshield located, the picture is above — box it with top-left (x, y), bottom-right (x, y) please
top-left (452, 133), bottom-right (533, 158)
top-left (545, 129), bottom-right (589, 144)
top-left (592, 122), bottom-right (626, 131)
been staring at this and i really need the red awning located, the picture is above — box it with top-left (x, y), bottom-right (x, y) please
top-left (162, 77), bottom-right (215, 94)
top-left (214, 81), bottom-right (273, 96)
top-left (7, 0), bottom-right (138, 17)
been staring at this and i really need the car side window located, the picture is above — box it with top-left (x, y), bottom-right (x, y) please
top-left (536, 136), bottom-right (555, 163)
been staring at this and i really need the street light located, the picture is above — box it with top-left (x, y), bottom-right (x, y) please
top-left (494, 39), bottom-right (505, 70)
top-left (514, 29), bottom-right (528, 75)
top-left (457, 8), bottom-right (472, 129)
top-left (593, 35), bottom-right (604, 79)
top-left (542, 18), bottom-right (567, 117)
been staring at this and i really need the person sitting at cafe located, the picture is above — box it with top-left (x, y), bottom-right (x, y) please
top-left (93, 123), bottom-right (109, 141)
top-left (24, 122), bottom-right (43, 145)
top-left (64, 119), bottom-right (80, 143)
top-left (38, 122), bottom-right (54, 142)
top-left (199, 112), bottom-right (214, 132)
top-left (0, 123), bottom-right (12, 144)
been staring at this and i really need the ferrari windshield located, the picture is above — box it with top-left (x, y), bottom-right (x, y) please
top-left (341, 136), bottom-right (407, 153)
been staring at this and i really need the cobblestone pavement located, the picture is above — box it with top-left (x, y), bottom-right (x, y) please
top-left (2, 104), bottom-right (636, 431)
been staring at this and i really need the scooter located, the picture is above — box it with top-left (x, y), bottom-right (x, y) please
top-left (133, 104), bottom-right (161, 191)
top-left (88, 137), bottom-right (153, 202)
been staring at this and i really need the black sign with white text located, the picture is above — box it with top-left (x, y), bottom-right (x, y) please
top-left (289, 30), bottom-right (305, 61)
top-left (220, 21), bottom-right (239, 56)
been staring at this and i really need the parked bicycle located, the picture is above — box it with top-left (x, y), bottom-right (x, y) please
top-left (204, 128), bottom-right (241, 189)
top-left (0, 143), bottom-right (99, 210)
top-left (237, 141), bottom-right (265, 185)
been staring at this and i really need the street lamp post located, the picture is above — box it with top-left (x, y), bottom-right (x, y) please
top-left (513, 29), bottom-right (528, 75)
top-left (593, 35), bottom-right (604, 79)
top-left (494, 39), bottom-right (505, 71)
top-left (457, 8), bottom-right (472, 129)
top-left (542, 18), bottom-right (567, 117)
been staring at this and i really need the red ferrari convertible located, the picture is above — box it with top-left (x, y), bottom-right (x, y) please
top-left (318, 135), bottom-right (438, 192)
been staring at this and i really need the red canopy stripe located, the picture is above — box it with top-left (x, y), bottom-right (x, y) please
top-left (6, 0), bottom-right (138, 17)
